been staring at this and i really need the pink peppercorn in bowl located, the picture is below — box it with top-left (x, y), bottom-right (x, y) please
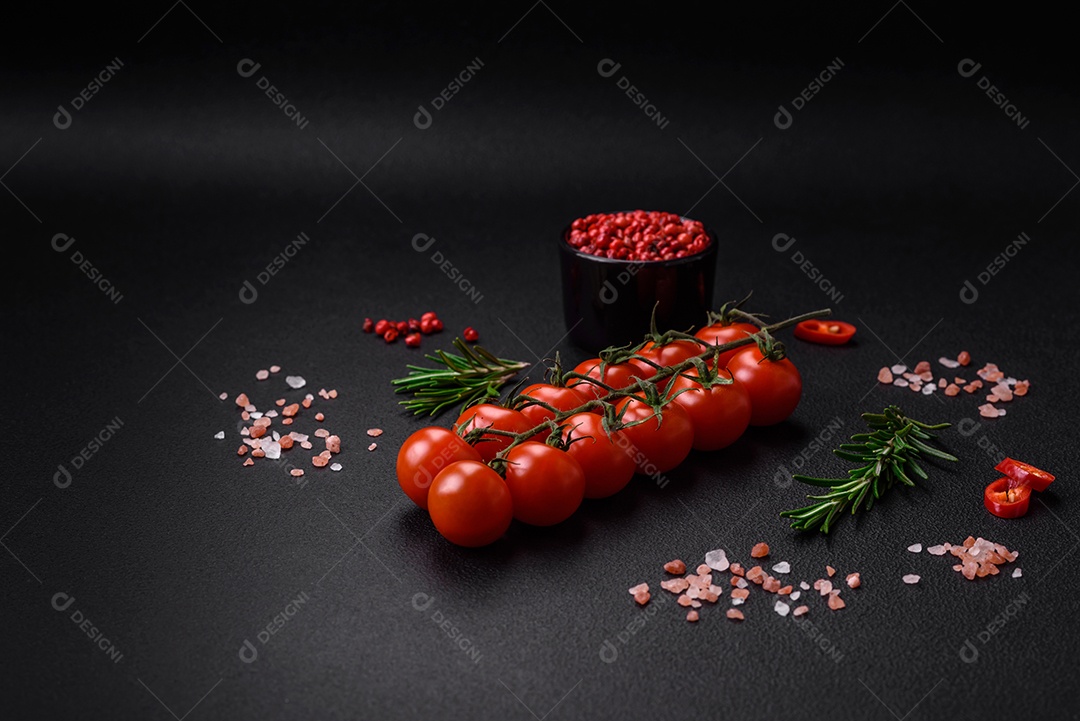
top-left (559, 210), bottom-right (717, 351)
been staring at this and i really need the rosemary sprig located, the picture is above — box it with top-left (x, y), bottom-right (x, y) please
top-left (392, 338), bottom-right (529, 416)
top-left (780, 405), bottom-right (958, 533)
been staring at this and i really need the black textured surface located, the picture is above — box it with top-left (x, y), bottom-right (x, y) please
top-left (5, 4), bottom-right (1080, 720)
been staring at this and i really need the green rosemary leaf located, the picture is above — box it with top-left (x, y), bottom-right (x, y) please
top-left (780, 405), bottom-right (957, 533)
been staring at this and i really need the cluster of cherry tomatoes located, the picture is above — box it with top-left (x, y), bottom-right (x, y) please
top-left (395, 318), bottom-right (803, 547)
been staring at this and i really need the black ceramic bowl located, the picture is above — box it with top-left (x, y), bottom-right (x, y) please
top-left (559, 218), bottom-right (717, 352)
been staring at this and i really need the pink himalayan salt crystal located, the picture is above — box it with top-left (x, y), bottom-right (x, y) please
top-left (314, 428), bottom-right (330, 438)
top-left (686, 610), bottom-right (699, 622)
top-left (661, 578), bottom-right (689, 594)
top-left (219, 392), bottom-right (228, 400)
top-left (878, 367), bottom-right (894, 384)
top-left (628, 583), bottom-right (649, 595)
top-left (312, 455), bottom-right (329, 468)
top-left (290, 469), bottom-right (304, 477)
top-left (696, 563), bottom-right (711, 575)
top-left (705, 549), bottom-right (729, 572)
top-left (634, 591), bottom-right (650, 605)
top-left (664, 559), bottom-right (687, 574)
top-left (242, 458), bottom-right (254, 466)
top-left (826, 566), bottom-right (836, 577)
top-left (828, 593), bottom-right (846, 610)
top-left (726, 609), bottom-right (744, 621)
top-left (256, 369), bottom-right (269, 380)
top-left (945, 384), bottom-right (961, 397)
top-left (235, 393), bottom-right (250, 407)
top-left (927, 544), bottom-right (948, 556)
top-left (846, 573), bottom-right (861, 589)
top-left (908, 543), bottom-right (922, 553)
top-left (793, 605), bottom-right (809, 617)
top-left (677, 595), bottom-right (694, 607)
top-left (301, 441), bottom-right (313, 450)
top-left (326, 435), bottom-right (341, 453)
top-left (902, 574), bottom-right (921, 584)
top-left (269, 365), bottom-right (281, 373)
top-left (367, 428), bottom-right (384, 437)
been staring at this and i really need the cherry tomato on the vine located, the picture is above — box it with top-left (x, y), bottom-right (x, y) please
top-left (694, 322), bottom-right (759, 369)
top-left (428, 461), bottom-right (513, 547)
top-left (396, 426), bottom-right (482, 509)
top-left (615, 395), bottom-right (694, 474)
top-left (454, 404), bottom-right (536, 462)
top-left (561, 412), bottom-right (636, 499)
top-left (636, 339), bottom-right (705, 388)
top-left (669, 368), bottom-right (752, 451)
top-left (727, 347), bottom-right (802, 426)
top-left (517, 383), bottom-right (594, 429)
top-left (502, 442), bottom-right (586, 526)
top-left (569, 358), bottom-right (654, 400)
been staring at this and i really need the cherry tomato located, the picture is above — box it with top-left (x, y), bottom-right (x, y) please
top-left (693, 322), bottom-right (759, 368)
top-left (396, 427), bottom-right (483, 510)
top-left (793, 320), bottom-right (856, 346)
top-left (517, 383), bottom-right (594, 428)
top-left (983, 477), bottom-right (1031, 519)
top-left (669, 368), bottom-right (752, 450)
top-left (615, 395), bottom-right (694, 474)
top-left (995, 458), bottom-right (1055, 492)
top-left (503, 442), bottom-right (586, 526)
top-left (454, 404), bottom-right (535, 462)
top-left (727, 347), bottom-right (803, 426)
top-left (428, 461), bottom-right (514, 547)
top-left (561, 412), bottom-right (636, 499)
top-left (569, 358), bottom-right (654, 400)
top-left (636, 340), bottom-right (705, 388)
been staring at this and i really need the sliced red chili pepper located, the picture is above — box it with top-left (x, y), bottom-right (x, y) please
top-left (984, 477), bottom-right (1031, 519)
top-left (793, 320), bottom-right (856, 346)
top-left (995, 457), bottom-right (1055, 492)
